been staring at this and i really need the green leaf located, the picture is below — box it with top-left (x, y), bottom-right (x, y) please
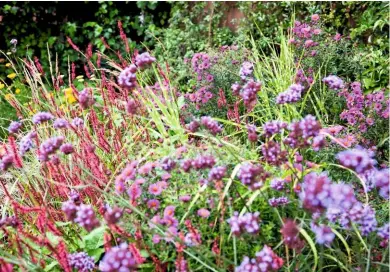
top-left (82, 226), bottom-right (106, 251)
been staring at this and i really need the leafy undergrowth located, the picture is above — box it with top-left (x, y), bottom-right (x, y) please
top-left (0, 15), bottom-right (388, 272)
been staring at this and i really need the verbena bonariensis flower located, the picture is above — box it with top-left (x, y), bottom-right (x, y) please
top-left (240, 80), bottom-right (261, 108)
top-left (118, 64), bottom-right (138, 90)
top-left (8, 121), bottom-right (22, 134)
top-left (310, 222), bottom-right (335, 246)
top-left (0, 154), bottom-right (14, 171)
top-left (161, 157), bottom-right (176, 172)
top-left (299, 172), bottom-right (332, 213)
top-left (186, 120), bottom-right (200, 133)
top-left (322, 75), bottom-right (344, 90)
top-left (247, 124), bottom-right (258, 142)
top-left (60, 143), bottom-right (74, 155)
top-left (72, 117), bottom-right (84, 128)
top-left (32, 111), bottom-right (54, 124)
top-left (281, 219), bottom-right (305, 250)
top-left (74, 204), bottom-right (100, 232)
top-left (78, 88), bottom-right (95, 109)
top-left (237, 163), bottom-right (270, 190)
top-left (115, 161), bottom-right (138, 194)
top-left (235, 245), bottom-right (283, 272)
top-left (104, 206), bottom-right (123, 225)
top-left (19, 132), bottom-right (37, 156)
top-left (99, 243), bottom-right (140, 272)
top-left (192, 154), bottom-right (216, 170)
top-left (38, 136), bottom-right (65, 161)
top-left (372, 168), bottom-right (389, 199)
top-left (284, 115), bottom-right (321, 148)
top-left (227, 211), bottom-right (260, 236)
top-left (53, 118), bottom-right (69, 129)
top-left (126, 99), bottom-right (138, 115)
top-left (336, 147), bottom-right (376, 174)
top-left (312, 135), bottom-right (326, 151)
top-left (208, 166), bottom-right (227, 181)
top-left (239, 61), bottom-right (254, 80)
top-left (200, 116), bottom-right (223, 135)
top-left (68, 252), bottom-right (95, 272)
top-left (135, 52), bottom-right (156, 68)
top-left (261, 141), bottom-right (287, 166)
top-left (355, 204), bottom-right (377, 236)
top-left (377, 223), bottom-right (389, 246)
top-left (270, 178), bottom-right (287, 191)
top-left (262, 120), bottom-right (288, 137)
top-left (62, 200), bottom-right (78, 221)
top-left (276, 83), bottom-right (305, 104)
top-left (184, 232), bottom-right (201, 247)
top-left (231, 82), bottom-right (241, 96)
top-left (181, 159), bottom-right (193, 172)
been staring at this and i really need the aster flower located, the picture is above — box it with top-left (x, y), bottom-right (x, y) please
top-left (227, 211), bottom-right (260, 236)
top-left (68, 252), bottom-right (95, 272)
top-left (74, 204), bottom-right (100, 232)
top-left (99, 243), bottom-right (140, 272)
top-left (118, 65), bottom-right (138, 90)
top-left (147, 199), bottom-right (160, 211)
top-left (148, 183), bottom-right (163, 196)
top-left (32, 112), bottom-right (54, 124)
top-left (179, 195), bottom-right (191, 202)
top-left (8, 121), bottom-right (22, 134)
top-left (115, 161), bottom-right (138, 193)
top-left (197, 208), bottom-right (210, 218)
top-left (127, 183), bottom-right (142, 202)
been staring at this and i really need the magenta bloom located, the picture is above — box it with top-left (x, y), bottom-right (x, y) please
top-left (148, 183), bottom-right (163, 196)
top-left (179, 195), bottom-right (191, 202)
top-left (197, 208), bottom-right (210, 218)
top-left (147, 199), bottom-right (160, 211)
top-left (99, 243), bottom-right (140, 271)
top-left (336, 147), bottom-right (376, 174)
top-left (164, 205), bottom-right (176, 217)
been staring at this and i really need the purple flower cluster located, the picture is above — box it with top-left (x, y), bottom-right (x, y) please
top-left (186, 120), bottom-right (200, 133)
top-left (78, 88), bottom-right (95, 110)
top-left (104, 206), bottom-right (123, 225)
top-left (74, 204), bottom-right (100, 232)
top-left (227, 211), bottom-right (260, 236)
top-left (115, 161), bottom-right (138, 194)
top-left (322, 75), bottom-right (344, 90)
top-left (270, 178), bottom-right (287, 191)
top-left (53, 118), bottom-right (68, 129)
top-left (310, 223), bottom-right (335, 246)
top-left (262, 121), bottom-right (287, 137)
top-left (192, 154), bottom-right (216, 170)
top-left (32, 112), bottom-right (54, 124)
top-left (290, 20), bottom-right (321, 44)
top-left (118, 64), bottom-right (138, 90)
top-left (261, 141), bottom-right (287, 166)
top-left (299, 172), bottom-right (332, 213)
top-left (336, 147), bottom-right (376, 174)
top-left (60, 143), bottom-right (74, 155)
top-left (98, 243), bottom-right (139, 272)
top-left (239, 61), bottom-right (254, 80)
top-left (246, 124), bottom-right (258, 142)
top-left (377, 223), bottom-right (389, 245)
top-left (8, 121), bottom-right (22, 134)
top-left (281, 219), bottom-right (305, 250)
top-left (126, 99), bottom-right (138, 115)
top-left (191, 53), bottom-right (213, 82)
top-left (135, 52), bottom-right (156, 68)
top-left (19, 132), bottom-right (37, 156)
top-left (68, 252), bottom-right (95, 272)
top-left (38, 136), bottom-right (65, 161)
top-left (237, 163), bottom-right (270, 190)
top-left (0, 154), bottom-right (14, 171)
top-left (72, 117), bottom-right (84, 128)
top-left (284, 115), bottom-right (321, 148)
top-left (235, 245), bottom-right (284, 272)
top-left (276, 83), bottom-right (305, 104)
top-left (372, 168), bottom-right (389, 199)
top-left (240, 80), bottom-right (262, 109)
top-left (161, 157), bottom-right (176, 172)
top-left (200, 116), bottom-right (223, 135)
top-left (268, 197), bottom-right (289, 207)
top-left (208, 166), bottom-right (227, 181)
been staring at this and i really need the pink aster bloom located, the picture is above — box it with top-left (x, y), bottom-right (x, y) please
top-left (197, 208), bottom-right (210, 218)
top-left (148, 183), bottom-right (163, 196)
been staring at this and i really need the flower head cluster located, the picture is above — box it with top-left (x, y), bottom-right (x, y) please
top-left (200, 116), bottom-right (223, 135)
top-left (32, 112), bottom-right (54, 124)
top-left (135, 52), bottom-right (156, 68)
top-left (276, 84), bottom-right (305, 104)
top-left (284, 115), bottom-right (321, 148)
top-left (208, 166), bottom-right (227, 181)
top-left (235, 245), bottom-right (284, 272)
top-left (8, 121), bottom-right (22, 134)
top-left (68, 252), bottom-right (95, 272)
top-left (60, 143), bottom-right (74, 155)
top-left (322, 75), bottom-right (344, 90)
top-left (0, 154), bottom-right (14, 171)
top-left (300, 172), bottom-right (332, 213)
top-left (104, 206), bottom-right (123, 225)
top-left (72, 117), bottom-right (84, 128)
top-left (240, 80), bottom-right (261, 109)
top-left (239, 61), bottom-right (254, 80)
top-left (161, 157), bottom-right (176, 172)
top-left (281, 219), bottom-right (305, 250)
top-left (53, 118), bottom-right (68, 129)
top-left (377, 223), bottom-right (389, 246)
top-left (191, 154), bottom-right (216, 170)
top-left (99, 243), bottom-right (140, 272)
top-left (262, 121), bottom-right (287, 137)
top-left (310, 223), bottom-right (335, 246)
top-left (19, 132), bottom-right (37, 156)
top-left (118, 65), bottom-right (138, 90)
top-left (246, 124), bottom-right (258, 142)
top-left (78, 88), bottom-right (95, 110)
top-left (268, 197), bottom-right (289, 207)
top-left (191, 53), bottom-right (213, 82)
top-left (261, 141), bottom-right (287, 166)
top-left (270, 178), bottom-right (287, 191)
top-left (115, 161), bottom-right (138, 194)
top-left (336, 147), bottom-right (376, 174)
top-left (372, 168), bottom-right (389, 199)
top-left (227, 211), bottom-right (260, 236)
top-left (38, 136), bottom-right (65, 161)
top-left (237, 163), bottom-right (270, 190)
top-left (74, 204), bottom-right (100, 232)
top-left (126, 99), bottom-right (138, 115)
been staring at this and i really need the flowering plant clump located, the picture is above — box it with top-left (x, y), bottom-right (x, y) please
top-left (0, 13), bottom-right (388, 272)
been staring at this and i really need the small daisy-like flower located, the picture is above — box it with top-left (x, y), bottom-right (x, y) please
top-left (197, 208), bottom-right (210, 218)
top-left (147, 199), bottom-right (160, 211)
